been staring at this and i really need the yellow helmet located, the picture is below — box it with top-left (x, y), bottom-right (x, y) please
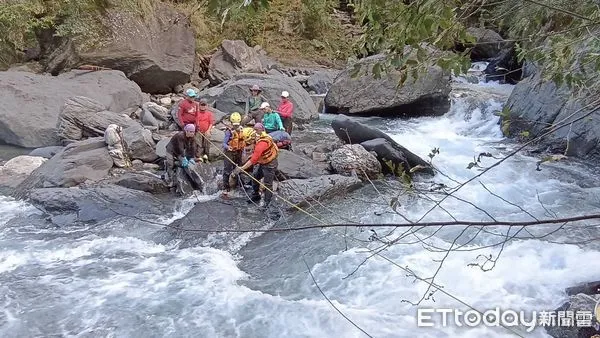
top-left (242, 127), bottom-right (256, 143)
top-left (230, 112), bottom-right (241, 124)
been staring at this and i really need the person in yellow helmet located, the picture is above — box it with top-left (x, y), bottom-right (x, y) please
top-left (221, 112), bottom-right (246, 198)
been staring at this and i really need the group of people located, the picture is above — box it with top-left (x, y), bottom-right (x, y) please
top-left (165, 84), bottom-right (295, 209)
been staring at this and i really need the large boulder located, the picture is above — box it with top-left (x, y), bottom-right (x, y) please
top-left (324, 52), bottom-right (451, 117)
top-left (208, 40), bottom-right (265, 85)
top-left (27, 184), bottom-right (170, 226)
top-left (505, 68), bottom-right (600, 159)
top-left (331, 115), bottom-right (434, 175)
top-left (57, 96), bottom-right (137, 142)
top-left (276, 174), bottom-right (363, 209)
top-left (465, 27), bottom-right (508, 60)
top-left (199, 73), bottom-right (319, 123)
top-left (122, 124), bottom-right (158, 163)
top-left (0, 70), bottom-right (143, 148)
top-left (276, 149), bottom-right (330, 180)
top-left (329, 144), bottom-right (382, 180)
top-left (360, 138), bottom-right (412, 177)
top-left (74, 3), bottom-right (195, 94)
top-left (0, 156), bottom-right (47, 191)
top-left (13, 137), bottom-right (114, 198)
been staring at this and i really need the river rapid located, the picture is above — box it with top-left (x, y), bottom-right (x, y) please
top-left (1, 68), bottom-right (600, 337)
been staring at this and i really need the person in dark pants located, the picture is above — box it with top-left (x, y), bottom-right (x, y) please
top-left (164, 124), bottom-right (201, 188)
top-left (233, 123), bottom-right (279, 210)
top-left (277, 90), bottom-right (294, 135)
top-left (221, 112), bottom-right (247, 198)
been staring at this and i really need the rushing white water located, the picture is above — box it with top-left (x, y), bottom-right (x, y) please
top-left (2, 74), bottom-right (600, 338)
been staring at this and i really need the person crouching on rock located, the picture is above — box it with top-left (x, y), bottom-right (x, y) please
top-left (277, 90), bottom-right (294, 135)
top-left (164, 124), bottom-right (201, 187)
top-left (195, 98), bottom-right (214, 162)
top-left (268, 129), bottom-right (292, 150)
top-left (221, 112), bottom-right (246, 198)
top-left (242, 84), bottom-right (268, 125)
top-left (259, 102), bottom-right (284, 134)
top-left (233, 123), bottom-right (279, 210)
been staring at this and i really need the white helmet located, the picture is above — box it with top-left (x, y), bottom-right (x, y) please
top-left (281, 91), bottom-right (290, 98)
top-left (260, 102), bottom-right (270, 109)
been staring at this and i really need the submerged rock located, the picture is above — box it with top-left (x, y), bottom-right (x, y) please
top-left (27, 184), bottom-right (170, 226)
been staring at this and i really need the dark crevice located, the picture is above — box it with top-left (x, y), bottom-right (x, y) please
top-left (325, 94), bottom-right (450, 118)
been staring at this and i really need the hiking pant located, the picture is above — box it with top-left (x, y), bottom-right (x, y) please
top-left (242, 109), bottom-right (265, 126)
top-left (222, 150), bottom-right (243, 191)
top-left (282, 117), bottom-right (293, 135)
top-left (195, 132), bottom-right (210, 158)
top-left (251, 158), bottom-right (278, 206)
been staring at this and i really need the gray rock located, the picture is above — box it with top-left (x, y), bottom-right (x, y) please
top-left (329, 144), bottom-right (382, 180)
top-left (0, 70), bottom-right (143, 148)
top-left (14, 137), bottom-right (114, 198)
top-left (465, 27), bottom-right (508, 60)
top-left (324, 51), bottom-right (451, 117)
top-left (276, 174), bottom-right (363, 209)
top-left (331, 114), bottom-right (434, 174)
top-left (276, 149), bottom-right (330, 179)
top-left (0, 156), bottom-right (47, 191)
top-left (505, 68), bottom-right (600, 159)
top-left (155, 137), bottom-right (171, 158)
top-left (142, 102), bottom-right (169, 121)
top-left (307, 70), bottom-right (339, 94)
top-left (544, 293), bottom-right (600, 338)
top-left (140, 108), bottom-right (160, 129)
top-left (360, 138), bottom-right (412, 176)
top-left (28, 184), bottom-right (170, 226)
top-left (122, 125), bottom-right (158, 163)
top-left (199, 73), bottom-right (319, 123)
top-left (77, 3), bottom-right (195, 94)
top-left (57, 96), bottom-right (137, 142)
top-left (109, 171), bottom-right (170, 194)
top-left (208, 40), bottom-right (265, 85)
top-left (29, 146), bottom-right (64, 159)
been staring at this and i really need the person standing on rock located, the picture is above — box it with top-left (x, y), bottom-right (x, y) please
top-left (277, 91), bottom-right (294, 135)
top-left (221, 112), bottom-right (246, 198)
top-left (177, 89), bottom-right (199, 128)
top-left (233, 123), bottom-right (279, 210)
top-left (242, 84), bottom-right (268, 125)
top-left (195, 98), bottom-right (214, 162)
top-left (164, 124), bottom-right (201, 188)
top-left (259, 102), bottom-right (284, 134)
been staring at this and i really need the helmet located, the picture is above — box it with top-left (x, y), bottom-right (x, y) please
top-left (281, 91), bottom-right (289, 98)
top-left (242, 127), bottom-right (256, 143)
top-left (253, 122), bottom-right (265, 131)
top-left (229, 112), bottom-right (242, 125)
top-left (250, 85), bottom-right (261, 91)
top-left (185, 88), bottom-right (197, 98)
top-left (184, 124), bottom-right (196, 132)
top-left (259, 102), bottom-right (270, 109)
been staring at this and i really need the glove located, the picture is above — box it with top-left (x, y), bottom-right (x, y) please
top-left (181, 158), bottom-right (189, 168)
top-left (188, 158), bottom-right (196, 166)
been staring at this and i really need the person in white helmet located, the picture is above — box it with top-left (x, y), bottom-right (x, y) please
top-left (259, 102), bottom-right (284, 134)
top-left (277, 90), bottom-right (294, 135)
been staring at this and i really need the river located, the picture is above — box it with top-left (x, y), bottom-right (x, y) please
top-left (1, 69), bottom-right (600, 337)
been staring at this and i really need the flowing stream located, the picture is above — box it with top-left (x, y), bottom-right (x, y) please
top-left (1, 68), bottom-right (600, 337)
